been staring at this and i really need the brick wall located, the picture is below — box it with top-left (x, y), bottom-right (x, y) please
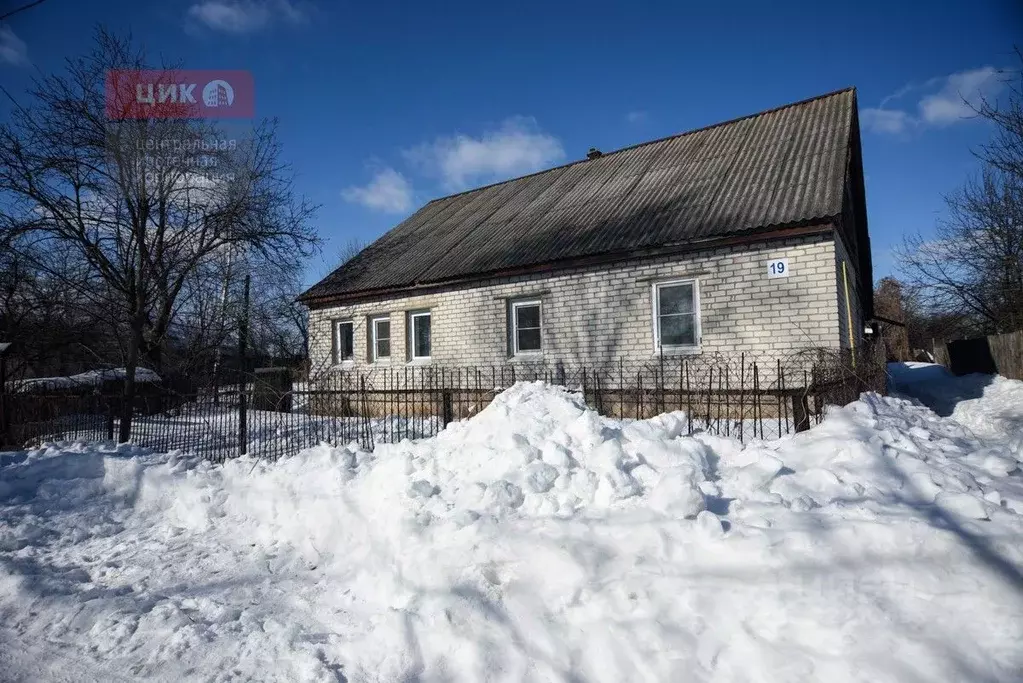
top-left (307, 231), bottom-right (847, 375)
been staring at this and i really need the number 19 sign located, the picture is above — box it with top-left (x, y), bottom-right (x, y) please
top-left (767, 258), bottom-right (790, 278)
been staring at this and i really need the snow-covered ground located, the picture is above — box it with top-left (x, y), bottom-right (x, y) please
top-left (1, 363), bottom-right (1021, 682)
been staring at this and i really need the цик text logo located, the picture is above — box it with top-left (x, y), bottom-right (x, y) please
top-left (105, 70), bottom-right (254, 119)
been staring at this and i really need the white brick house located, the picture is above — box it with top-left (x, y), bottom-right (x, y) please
top-left (301, 89), bottom-right (871, 375)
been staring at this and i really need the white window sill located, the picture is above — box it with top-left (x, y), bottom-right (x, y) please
top-left (407, 357), bottom-right (432, 366)
top-left (509, 352), bottom-right (543, 362)
top-left (654, 347), bottom-right (702, 357)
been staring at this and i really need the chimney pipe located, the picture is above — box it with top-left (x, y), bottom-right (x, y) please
top-left (586, 147), bottom-right (603, 160)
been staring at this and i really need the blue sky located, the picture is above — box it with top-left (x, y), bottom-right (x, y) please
top-left (1, 0), bottom-right (1020, 286)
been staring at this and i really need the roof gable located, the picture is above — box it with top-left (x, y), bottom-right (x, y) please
top-left (303, 88), bottom-right (857, 303)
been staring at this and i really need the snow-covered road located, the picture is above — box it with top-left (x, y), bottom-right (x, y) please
top-left (1, 363), bottom-right (1021, 682)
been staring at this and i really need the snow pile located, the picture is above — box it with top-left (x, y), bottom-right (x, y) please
top-left (951, 377), bottom-right (1023, 440)
top-left (374, 383), bottom-right (711, 522)
top-left (12, 367), bottom-right (162, 392)
top-left (889, 361), bottom-right (1023, 440)
top-left (1, 377), bottom-right (1022, 681)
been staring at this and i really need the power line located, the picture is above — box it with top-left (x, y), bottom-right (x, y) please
top-left (0, 0), bottom-right (47, 22)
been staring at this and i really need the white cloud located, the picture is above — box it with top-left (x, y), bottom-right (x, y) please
top-left (862, 66), bottom-right (1007, 134)
top-left (626, 110), bottom-right (647, 124)
top-left (404, 116), bottom-right (565, 191)
top-left (273, 0), bottom-right (307, 23)
top-left (341, 168), bottom-right (414, 214)
top-left (0, 25), bottom-right (28, 65)
top-left (860, 108), bottom-right (912, 134)
top-left (919, 67), bottom-right (1001, 125)
top-left (187, 0), bottom-right (307, 34)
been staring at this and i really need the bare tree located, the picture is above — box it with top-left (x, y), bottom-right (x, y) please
top-left (336, 237), bottom-right (365, 266)
top-left (0, 29), bottom-right (318, 440)
top-left (0, 235), bottom-right (109, 379)
top-left (901, 288), bottom-right (975, 351)
top-left (873, 277), bottom-right (910, 360)
top-left (975, 47), bottom-right (1023, 179)
top-left (897, 53), bottom-right (1023, 336)
top-left (279, 236), bottom-right (366, 364)
top-left (255, 270), bottom-right (311, 359)
top-left (897, 172), bottom-right (1023, 333)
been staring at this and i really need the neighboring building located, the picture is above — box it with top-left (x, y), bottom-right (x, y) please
top-left (300, 88), bottom-right (871, 373)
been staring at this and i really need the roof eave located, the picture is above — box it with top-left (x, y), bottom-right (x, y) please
top-left (299, 220), bottom-right (837, 308)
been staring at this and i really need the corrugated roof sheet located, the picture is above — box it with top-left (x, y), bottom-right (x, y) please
top-left (302, 88), bottom-right (857, 302)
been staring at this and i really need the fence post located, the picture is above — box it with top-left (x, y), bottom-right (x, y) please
top-left (685, 360), bottom-right (692, 435)
top-left (238, 274), bottom-right (250, 458)
top-left (776, 358), bottom-right (783, 437)
top-left (636, 371), bottom-right (643, 419)
top-left (359, 375), bottom-right (369, 450)
top-left (705, 366), bottom-right (713, 430)
top-left (619, 358), bottom-right (624, 419)
top-left (442, 389), bottom-right (453, 426)
top-left (238, 388), bottom-right (248, 456)
top-left (658, 351), bottom-right (665, 413)
top-left (738, 353), bottom-right (745, 442)
top-left (0, 392), bottom-right (7, 448)
top-left (106, 399), bottom-right (115, 441)
top-left (0, 391), bottom-right (8, 450)
top-left (752, 362), bottom-right (761, 439)
top-left (0, 351), bottom-right (7, 447)
top-left (792, 392), bottom-right (811, 432)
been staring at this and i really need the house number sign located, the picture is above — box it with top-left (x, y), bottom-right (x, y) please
top-left (767, 259), bottom-right (790, 278)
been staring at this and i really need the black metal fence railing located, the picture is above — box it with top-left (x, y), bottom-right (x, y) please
top-left (0, 389), bottom-right (241, 462)
top-left (1, 348), bottom-right (886, 462)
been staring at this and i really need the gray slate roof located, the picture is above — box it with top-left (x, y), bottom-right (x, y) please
top-left (303, 88), bottom-right (858, 303)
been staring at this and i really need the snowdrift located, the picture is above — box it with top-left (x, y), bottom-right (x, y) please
top-left (889, 360), bottom-right (1023, 441)
top-left (1, 375), bottom-right (1022, 682)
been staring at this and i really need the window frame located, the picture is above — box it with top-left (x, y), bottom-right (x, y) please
top-left (651, 279), bottom-right (701, 354)
top-left (370, 315), bottom-right (391, 362)
top-left (511, 299), bottom-right (543, 356)
top-left (408, 310), bottom-right (432, 362)
top-left (334, 319), bottom-right (355, 364)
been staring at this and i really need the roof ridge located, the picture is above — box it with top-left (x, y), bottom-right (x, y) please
top-left (424, 86), bottom-right (857, 204)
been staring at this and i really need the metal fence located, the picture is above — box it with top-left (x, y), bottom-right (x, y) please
top-left (1, 348), bottom-right (885, 462)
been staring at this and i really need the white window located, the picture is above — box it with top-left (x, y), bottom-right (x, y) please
top-left (653, 280), bottom-right (700, 352)
top-left (335, 320), bottom-right (354, 363)
top-left (409, 311), bottom-right (431, 360)
top-left (511, 299), bottom-right (542, 355)
top-left (371, 315), bottom-right (390, 361)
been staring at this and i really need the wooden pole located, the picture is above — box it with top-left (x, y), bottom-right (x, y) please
top-left (843, 260), bottom-right (857, 368)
